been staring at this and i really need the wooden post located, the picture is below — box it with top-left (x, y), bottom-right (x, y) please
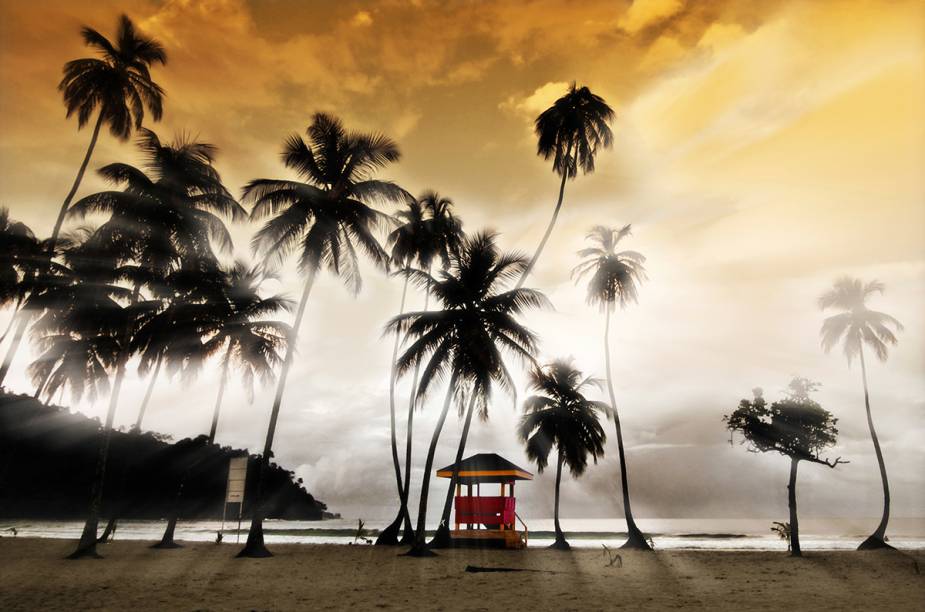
top-left (456, 482), bottom-right (461, 531)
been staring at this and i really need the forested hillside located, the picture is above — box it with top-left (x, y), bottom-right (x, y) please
top-left (0, 393), bottom-right (327, 520)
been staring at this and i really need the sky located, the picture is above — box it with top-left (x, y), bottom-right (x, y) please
top-left (1, 0), bottom-right (923, 525)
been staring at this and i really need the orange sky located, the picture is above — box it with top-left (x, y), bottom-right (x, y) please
top-left (1, 0), bottom-right (923, 521)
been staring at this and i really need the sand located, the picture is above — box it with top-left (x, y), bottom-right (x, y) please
top-left (0, 538), bottom-right (922, 611)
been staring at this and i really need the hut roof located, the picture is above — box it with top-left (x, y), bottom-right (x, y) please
top-left (436, 453), bottom-right (533, 483)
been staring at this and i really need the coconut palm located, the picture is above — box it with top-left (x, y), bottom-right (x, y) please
top-left (519, 83), bottom-right (614, 288)
top-left (518, 359), bottom-right (607, 549)
top-left (238, 112), bottom-right (409, 557)
top-left (572, 224), bottom-right (650, 550)
top-left (25, 228), bottom-right (151, 559)
top-left (64, 131), bottom-right (240, 555)
top-left (28, 230), bottom-right (133, 404)
top-left (0, 210), bottom-right (44, 344)
top-left (819, 277), bottom-right (903, 550)
top-left (200, 262), bottom-right (292, 443)
top-left (388, 231), bottom-right (547, 556)
top-left (377, 191), bottom-right (464, 546)
top-left (55, 14), bottom-right (166, 245)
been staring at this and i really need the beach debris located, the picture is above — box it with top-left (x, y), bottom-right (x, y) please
top-left (601, 544), bottom-right (622, 568)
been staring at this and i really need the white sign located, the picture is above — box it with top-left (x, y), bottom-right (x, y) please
top-left (226, 456), bottom-right (248, 503)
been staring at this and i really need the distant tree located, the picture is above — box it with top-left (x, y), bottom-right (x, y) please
top-left (377, 192), bottom-right (463, 546)
top-left (572, 224), bottom-right (650, 550)
top-left (388, 231), bottom-right (546, 556)
top-left (819, 277), bottom-right (903, 550)
top-left (519, 83), bottom-right (614, 287)
top-left (724, 379), bottom-right (846, 557)
top-left (518, 359), bottom-right (607, 549)
top-left (239, 113), bottom-right (409, 557)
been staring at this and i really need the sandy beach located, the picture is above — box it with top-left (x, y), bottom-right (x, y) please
top-left (0, 538), bottom-right (922, 611)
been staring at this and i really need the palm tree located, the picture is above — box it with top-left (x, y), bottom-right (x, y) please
top-left (0, 209), bottom-right (43, 345)
top-left (65, 131), bottom-right (240, 555)
top-left (377, 191), bottom-right (463, 546)
top-left (55, 14), bottom-right (166, 245)
top-left (518, 359), bottom-right (607, 549)
top-left (25, 228), bottom-right (148, 558)
top-left (28, 230), bottom-right (130, 404)
top-left (572, 224), bottom-right (650, 550)
top-left (239, 112), bottom-right (409, 557)
top-left (518, 83), bottom-right (614, 288)
top-left (388, 231), bottom-right (547, 556)
top-left (819, 277), bottom-right (903, 550)
top-left (200, 262), bottom-right (292, 443)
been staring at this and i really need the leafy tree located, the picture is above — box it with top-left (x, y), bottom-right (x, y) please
top-left (519, 83), bottom-right (614, 287)
top-left (724, 379), bottom-right (846, 557)
top-left (518, 359), bottom-right (607, 549)
top-left (239, 113), bottom-right (409, 557)
top-left (572, 224), bottom-right (650, 549)
top-left (377, 192), bottom-right (464, 545)
top-left (819, 277), bottom-right (903, 550)
top-left (388, 231), bottom-right (546, 556)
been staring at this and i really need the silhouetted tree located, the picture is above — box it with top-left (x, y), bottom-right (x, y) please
top-left (239, 113), bottom-right (409, 557)
top-left (572, 224), bottom-right (650, 550)
top-left (377, 191), bottom-right (463, 546)
top-left (55, 14), bottom-right (166, 245)
top-left (62, 130), bottom-right (240, 557)
top-left (819, 277), bottom-right (903, 550)
top-left (519, 83), bottom-right (614, 287)
top-left (518, 359), bottom-right (607, 549)
top-left (724, 379), bottom-right (846, 557)
top-left (388, 231), bottom-right (546, 556)
top-left (0, 16), bottom-right (167, 387)
top-left (0, 210), bottom-right (43, 344)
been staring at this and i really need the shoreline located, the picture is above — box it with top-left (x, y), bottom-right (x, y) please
top-left (2, 538), bottom-right (923, 611)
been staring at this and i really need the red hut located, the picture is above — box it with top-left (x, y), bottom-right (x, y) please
top-left (437, 453), bottom-right (533, 549)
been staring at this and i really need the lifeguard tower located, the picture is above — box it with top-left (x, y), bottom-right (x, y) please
top-left (436, 453), bottom-right (532, 549)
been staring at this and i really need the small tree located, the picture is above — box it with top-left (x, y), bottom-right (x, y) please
top-left (724, 378), bottom-right (846, 557)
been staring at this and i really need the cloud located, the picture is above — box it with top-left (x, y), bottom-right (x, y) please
top-left (499, 81), bottom-right (570, 118)
top-left (619, 0), bottom-right (686, 34)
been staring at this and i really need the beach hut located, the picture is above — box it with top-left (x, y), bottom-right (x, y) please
top-left (437, 453), bottom-right (533, 549)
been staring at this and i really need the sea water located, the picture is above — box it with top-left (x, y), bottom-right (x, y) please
top-left (3, 517), bottom-right (924, 550)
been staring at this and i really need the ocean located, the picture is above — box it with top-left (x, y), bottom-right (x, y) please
top-left (4, 517), bottom-right (923, 550)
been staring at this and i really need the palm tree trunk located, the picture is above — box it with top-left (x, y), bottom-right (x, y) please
top-left (550, 449), bottom-right (569, 550)
top-left (398, 276), bottom-right (431, 545)
top-left (406, 373), bottom-right (458, 557)
top-left (604, 307), bottom-right (651, 551)
top-left (208, 345), bottom-right (233, 445)
top-left (376, 272), bottom-right (411, 546)
top-left (430, 389), bottom-right (476, 549)
top-left (788, 457), bottom-right (801, 557)
top-left (0, 297), bottom-right (22, 345)
top-left (0, 313), bottom-right (29, 386)
top-left (238, 270), bottom-right (315, 558)
top-left (857, 346), bottom-right (893, 550)
top-left (134, 352), bottom-right (163, 431)
top-left (33, 367), bottom-right (51, 401)
top-left (517, 142), bottom-right (572, 289)
top-left (51, 113), bottom-right (105, 246)
top-left (73, 285), bottom-right (138, 554)
top-left (67, 347), bottom-right (130, 558)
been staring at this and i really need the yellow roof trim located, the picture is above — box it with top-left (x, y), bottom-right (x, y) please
top-left (436, 469), bottom-right (533, 480)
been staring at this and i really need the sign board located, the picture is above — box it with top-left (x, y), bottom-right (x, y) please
top-left (226, 456), bottom-right (248, 503)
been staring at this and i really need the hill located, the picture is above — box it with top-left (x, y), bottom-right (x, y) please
top-left (0, 392), bottom-right (328, 520)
